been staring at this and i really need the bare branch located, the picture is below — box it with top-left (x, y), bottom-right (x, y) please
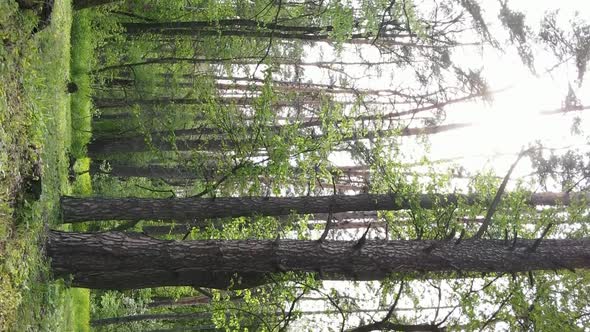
top-left (474, 148), bottom-right (527, 239)
top-left (527, 223), bottom-right (553, 253)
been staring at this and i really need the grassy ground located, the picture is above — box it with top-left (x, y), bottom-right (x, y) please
top-left (70, 9), bottom-right (94, 160)
top-left (0, 0), bottom-right (90, 330)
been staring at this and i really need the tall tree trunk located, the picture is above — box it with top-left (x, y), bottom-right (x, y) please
top-left (60, 192), bottom-right (584, 223)
top-left (89, 160), bottom-right (209, 179)
top-left (72, 0), bottom-right (116, 10)
top-left (47, 231), bottom-right (590, 289)
top-left (86, 136), bottom-right (229, 156)
top-left (86, 123), bottom-right (470, 156)
top-left (93, 57), bottom-right (424, 74)
top-left (92, 96), bottom-right (258, 109)
top-left (88, 160), bottom-right (368, 182)
top-left (125, 27), bottom-right (421, 46)
top-left (142, 220), bottom-right (383, 236)
top-left (94, 307), bottom-right (441, 328)
top-left (349, 322), bottom-right (445, 332)
top-left (121, 21), bottom-right (403, 41)
top-left (91, 311), bottom-right (210, 326)
top-left (147, 295), bottom-right (210, 308)
top-left (121, 20), bottom-right (335, 35)
top-left (148, 325), bottom-right (224, 332)
top-left (107, 75), bottom-right (429, 99)
top-left (93, 56), bottom-right (267, 73)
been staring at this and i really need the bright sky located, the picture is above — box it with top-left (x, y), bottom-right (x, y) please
top-left (293, 0), bottom-right (590, 183)
top-left (425, 0), bottom-right (590, 178)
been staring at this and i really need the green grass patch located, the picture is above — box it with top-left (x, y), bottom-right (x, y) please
top-left (64, 288), bottom-right (91, 332)
top-left (70, 10), bottom-right (94, 159)
top-left (0, 0), bottom-right (92, 330)
top-left (71, 157), bottom-right (92, 196)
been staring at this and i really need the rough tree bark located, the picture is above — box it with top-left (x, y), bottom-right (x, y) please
top-left (72, 0), bottom-right (116, 10)
top-left (349, 322), bottom-right (445, 332)
top-left (60, 192), bottom-right (586, 223)
top-left (47, 231), bottom-right (590, 289)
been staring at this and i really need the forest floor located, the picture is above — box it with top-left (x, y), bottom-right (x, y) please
top-left (0, 0), bottom-right (90, 330)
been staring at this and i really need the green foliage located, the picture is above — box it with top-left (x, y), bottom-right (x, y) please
top-left (91, 289), bottom-right (153, 332)
top-left (393, 0), bottom-right (427, 39)
top-left (326, 2), bottom-right (355, 47)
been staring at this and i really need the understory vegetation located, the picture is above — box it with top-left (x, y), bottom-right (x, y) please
top-left (0, 0), bottom-right (89, 330)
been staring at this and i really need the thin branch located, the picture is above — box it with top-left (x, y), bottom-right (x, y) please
top-left (319, 172), bottom-right (340, 242)
top-left (134, 184), bottom-right (176, 198)
top-left (479, 290), bottom-right (514, 332)
top-left (353, 223), bottom-right (372, 250)
top-left (318, 212), bottom-right (333, 243)
top-left (253, 0), bottom-right (283, 76)
top-left (293, 280), bottom-right (348, 332)
top-left (527, 223), bottom-right (553, 253)
top-left (195, 287), bottom-right (214, 299)
top-left (473, 148), bottom-right (527, 239)
top-left (372, 0), bottom-right (397, 45)
top-left (278, 289), bottom-right (307, 332)
top-left (382, 281), bottom-right (405, 322)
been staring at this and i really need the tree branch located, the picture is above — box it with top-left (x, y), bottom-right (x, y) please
top-left (474, 148), bottom-right (527, 239)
